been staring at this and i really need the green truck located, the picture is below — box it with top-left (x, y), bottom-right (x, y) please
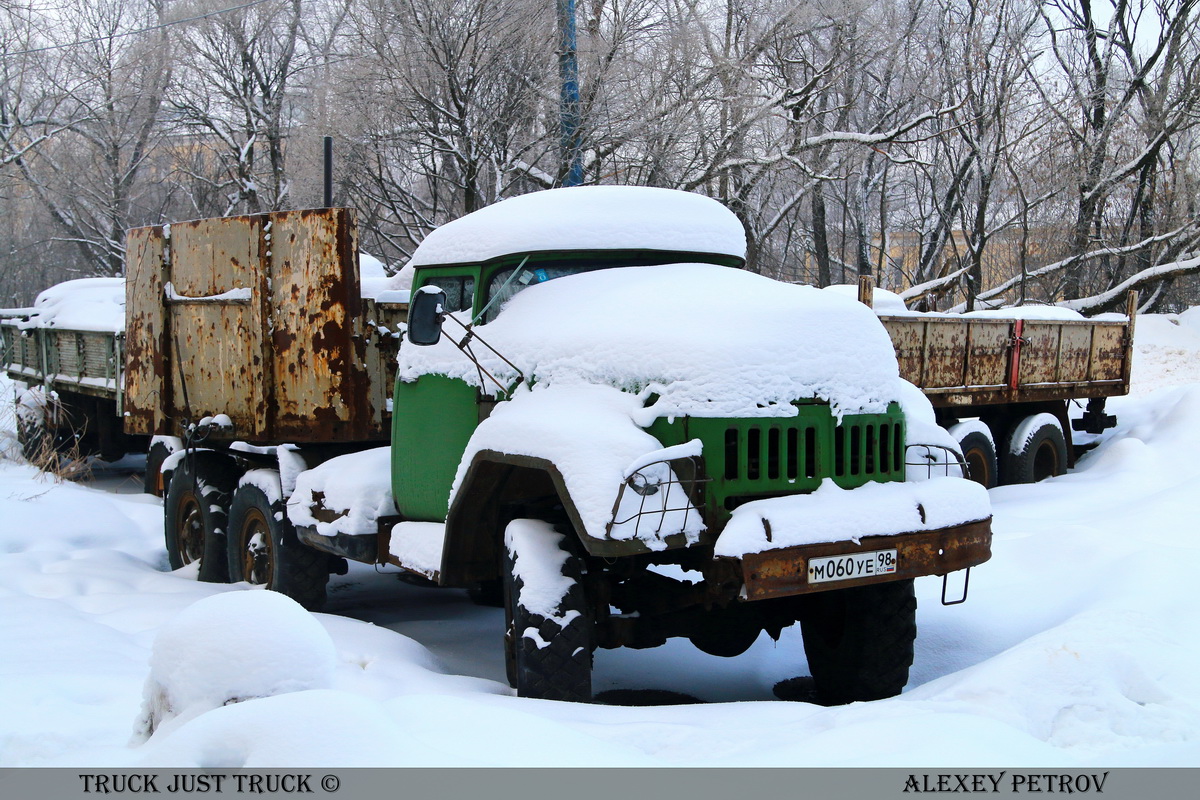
top-left (8, 187), bottom-right (999, 704)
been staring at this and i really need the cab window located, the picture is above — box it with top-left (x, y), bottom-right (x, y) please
top-left (420, 274), bottom-right (475, 314)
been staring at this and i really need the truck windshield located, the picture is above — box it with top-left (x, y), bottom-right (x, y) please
top-left (481, 264), bottom-right (607, 323)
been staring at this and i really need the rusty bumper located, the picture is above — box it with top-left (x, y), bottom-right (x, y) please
top-left (736, 518), bottom-right (992, 601)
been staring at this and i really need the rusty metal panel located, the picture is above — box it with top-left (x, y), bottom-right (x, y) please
top-left (1088, 324), bottom-right (1129, 383)
top-left (166, 215), bottom-right (269, 438)
top-left (267, 208), bottom-right (384, 442)
top-left (123, 226), bottom-right (168, 435)
top-left (964, 320), bottom-right (1011, 386)
top-left (1017, 322), bottom-right (1061, 385)
top-left (1055, 323), bottom-right (1092, 383)
top-left (922, 320), bottom-right (969, 388)
top-left (881, 318), bottom-right (926, 385)
top-left (123, 209), bottom-right (420, 446)
top-left (739, 519), bottom-right (992, 601)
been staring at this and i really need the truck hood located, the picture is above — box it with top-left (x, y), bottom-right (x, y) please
top-left (397, 263), bottom-right (905, 421)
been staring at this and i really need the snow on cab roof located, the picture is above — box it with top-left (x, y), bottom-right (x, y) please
top-left (408, 186), bottom-right (747, 268)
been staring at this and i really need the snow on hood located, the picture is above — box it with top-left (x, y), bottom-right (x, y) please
top-left (14, 278), bottom-right (126, 333)
top-left (399, 263), bottom-right (906, 421)
top-left (408, 186), bottom-right (747, 268)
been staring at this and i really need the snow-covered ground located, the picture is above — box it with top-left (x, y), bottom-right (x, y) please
top-left (2, 312), bottom-right (1200, 767)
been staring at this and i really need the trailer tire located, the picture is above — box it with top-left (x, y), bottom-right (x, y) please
top-left (227, 483), bottom-right (328, 611)
top-left (503, 519), bottom-right (593, 702)
top-left (1004, 414), bottom-right (1067, 484)
top-left (948, 422), bottom-right (998, 489)
top-left (143, 441), bottom-right (176, 496)
top-left (163, 452), bottom-right (236, 583)
top-left (800, 579), bottom-right (916, 705)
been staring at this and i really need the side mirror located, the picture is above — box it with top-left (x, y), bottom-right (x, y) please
top-left (407, 286), bottom-right (447, 346)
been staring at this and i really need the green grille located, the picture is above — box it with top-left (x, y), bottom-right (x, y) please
top-left (647, 402), bottom-right (905, 521)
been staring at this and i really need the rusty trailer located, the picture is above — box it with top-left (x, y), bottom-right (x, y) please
top-left (880, 306), bottom-right (1134, 409)
top-left (868, 286), bottom-right (1138, 487)
top-left (123, 208), bottom-right (406, 446)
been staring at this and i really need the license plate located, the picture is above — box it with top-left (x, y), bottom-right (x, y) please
top-left (807, 549), bottom-right (898, 584)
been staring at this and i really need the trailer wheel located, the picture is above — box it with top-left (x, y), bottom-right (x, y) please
top-left (800, 579), bottom-right (916, 705)
top-left (143, 440), bottom-right (176, 496)
top-left (502, 519), bottom-right (593, 702)
top-left (1004, 413), bottom-right (1067, 484)
top-left (948, 421), bottom-right (998, 489)
top-left (227, 483), bottom-right (328, 611)
top-left (163, 452), bottom-right (236, 583)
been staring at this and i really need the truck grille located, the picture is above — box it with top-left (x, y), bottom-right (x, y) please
top-left (648, 403), bottom-right (906, 520)
top-left (721, 416), bottom-right (903, 486)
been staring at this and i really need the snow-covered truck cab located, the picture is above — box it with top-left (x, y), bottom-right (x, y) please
top-left (393, 186), bottom-right (992, 704)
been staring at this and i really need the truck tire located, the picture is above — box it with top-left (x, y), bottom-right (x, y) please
top-left (1003, 413), bottom-right (1067, 484)
top-left (503, 519), bottom-right (593, 702)
top-left (227, 483), bottom-right (329, 611)
top-left (800, 579), bottom-right (916, 705)
top-left (163, 452), bottom-right (236, 583)
top-left (143, 440), bottom-right (176, 496)
top-left (948, 421), bottom-right (998, 489)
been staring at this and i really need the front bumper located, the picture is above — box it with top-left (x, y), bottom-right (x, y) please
top-left (734, 517), bottom-right (992, 601)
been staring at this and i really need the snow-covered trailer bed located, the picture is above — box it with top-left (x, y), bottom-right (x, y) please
top-left (1, 279), bottom-right (143, 461)
top-left (880, 307), bottom-right (1134, 409)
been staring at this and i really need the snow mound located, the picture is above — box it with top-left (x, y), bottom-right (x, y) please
top-left (409, 186), bottom-right (746, 267)
top-left (133, 591), bottom-right (336, 742)
top-left (400, 263), bottom-right (904, 420)
top-left (1128, 313), bottom-right (1200, 394)
top-left (16, 278), bottom-right (125, 332)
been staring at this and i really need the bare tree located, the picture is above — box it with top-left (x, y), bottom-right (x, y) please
top-left (1034, 0), bottom-right (1200, 304)
top-left (2, 0), bottom-right (169, 279)
top-left (169, 0), bottom-right (304, 215)
top-left (340, 0), bottom-right (556, 261)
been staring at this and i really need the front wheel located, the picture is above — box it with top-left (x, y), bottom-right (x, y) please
top-left (800, 579), bottom-right (917, 705)
top-left (227, 482), bottom-right (329, 611)
top-left (503, 519), bottom-right (593, 702)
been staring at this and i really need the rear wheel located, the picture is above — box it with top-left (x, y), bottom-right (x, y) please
top-left (163, 452), bottom-right (236, 582)
top-left (503, 519), bottom-right (593, 702)
top-left (800, 579), bottom-right (916, 705)
top-left (948, 422), bottom-right (998, 489)
top-left (143, 440), bottom-right (176, 496)
top-left (227, 482), bottom-right (329, 611)
top-left (1003, 414), bottom-right (1067, 484)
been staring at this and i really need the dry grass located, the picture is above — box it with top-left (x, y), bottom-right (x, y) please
top-left (3, 385), bottom-right (92, 482)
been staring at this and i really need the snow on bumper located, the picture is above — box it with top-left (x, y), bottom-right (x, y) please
top-left (713, 477), bottom-right (992, 601)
